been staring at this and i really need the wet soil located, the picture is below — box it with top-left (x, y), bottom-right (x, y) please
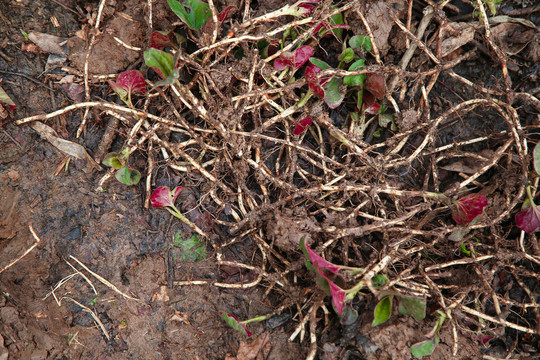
top-left (1, 0), bottom-right (539, 359)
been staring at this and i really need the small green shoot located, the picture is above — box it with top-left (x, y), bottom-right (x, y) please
top-left (411, 310), bottom-right (447, 358)
top-left (87, 296), bottom-right (98, 306)
top-left (102, 148), bottom-right (141, 186)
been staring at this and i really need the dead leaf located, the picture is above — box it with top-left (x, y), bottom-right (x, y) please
top-left (28, 31), bottom-right (67, 55)
top-left (29, 121), bottom-right (100, 173)
top-left (440, 22), bottom-right (476, 57)
top-left (490, 23), bottom-right (536, 56)
top-left (236, 332), bottom-right (271, 360)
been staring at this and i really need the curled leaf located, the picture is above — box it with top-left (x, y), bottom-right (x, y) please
top-left (293, 117), bottom-right (313, 135)
top-left (219, 312), bottom-right (252, 337)
top-left (150, 186), bottom-right (183, 208)
top-left (273, 45), bottom-right (314, 71)
top-left (144, 48), bottom-right (175, 79)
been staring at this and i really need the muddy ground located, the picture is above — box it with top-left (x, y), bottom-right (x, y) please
top-left (1, 0), bottom-right (539, 359)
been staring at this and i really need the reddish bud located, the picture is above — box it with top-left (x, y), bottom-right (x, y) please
top-left (452, 194), bottom-right (488, 225)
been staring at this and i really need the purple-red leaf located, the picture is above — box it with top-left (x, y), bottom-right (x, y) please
top-left (304, 241), bottom-right (341, 274)
top-left (217, 5), bottom-right (236, 22)
top-left (293, 117), bottom-right (313, 135)
top-left (314, 265), bottom-right (346, 315)
top-left (452, 194), bottom-right (488, 225)
top-left (364, 103), bottom-right (381, 115)
top-left (273, 46), bottom-right (314, 71)
top-left (305, 64), bottom-right (325, 99)
top-left (116, 70), bottom-right (147, 96)
top-left (515, 204), bottom-right (540, 233)
top-left (364, 73), bottom-right (385, 100)
top-left (150, 31), bottom-right (173, 50)
top-left (478, 334), bottom-right (494, 345)
top-left (150, 186), bottom-right (182, 208)
top-left (219, 312), bottom-right (252, 337)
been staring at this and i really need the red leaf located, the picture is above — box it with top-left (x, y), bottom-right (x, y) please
top-left (364, 73), bottom-right (385, 100)
top-left (150, 186), bottom-right (182, 208)
top-left (315, 266), bottom-right (346, 315)
top-left (304, 241), bottom-right (341, 274)
top-left (217, 5), bottom-right (236, 22)
top-left (477, 335), bottom-right (494, 345)
top-left (305, 65), bottom-right (324, 98)
top-left (515, 204), bottom-right (540, 233)
top-left (273, 46), bottom-right (314, 71)
top-left (116, 70), bottom-right (147, 95)
top-left (293, 117), bottom-right (313, 135)
top-left (364, 103), bottom-right (380, 115)
top-left (150, 31), bottom-right (172, 50)
top-left (452, 194), bottom-right (488, 225)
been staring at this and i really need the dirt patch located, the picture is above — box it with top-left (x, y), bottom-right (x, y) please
top-left (1, 0), bottom-right (540, 359)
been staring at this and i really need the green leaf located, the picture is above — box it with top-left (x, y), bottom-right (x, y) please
top-left (309, 57), bottom-right (330, 70)
top-left (339, 48), bottom-right (355, 63)
top-left (398, 295), bottom-right (426, 321)
top-left (322, 77), bottom-right (345, 109)
top-left (118, 147), bottom-right (130, 160)
top-left (343, 59), bottom-right (366, 86)
top-left (299, 236), bottom-right (316, 271)
top-left (329, 12), bottom-right (344, 40)
top-left (87, 296), bottom-right (98, 306)
top-left (115, 166), bottom-right (141, 185)
top-left (533, 142), bottom-right (540, 176)
top-left (371, 274), bottom-right (388, 289)
top-left (102, 153), bottom-right (124, 169)
top-left (144, 48), bottom-right (175, 79)
top-left (372, 295), bottom-right (393, 326)
top-left (173, 232), bottom-right (207, 262)
top-left (411, 335), bottom-right (440, 358)
top-left (168, 0), bottom-right (211, 30)
top-left (349, 35), bottom-right (372, 52)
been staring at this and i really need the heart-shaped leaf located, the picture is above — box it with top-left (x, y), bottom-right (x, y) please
top-left (339, 48), bottom-right (355, 63)
top-left (533, 142), bottom-right (540, 175)
top-left (115, 166), bottom-right (141, 186)
top-left (116, 70), bottom-right (146, 97)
